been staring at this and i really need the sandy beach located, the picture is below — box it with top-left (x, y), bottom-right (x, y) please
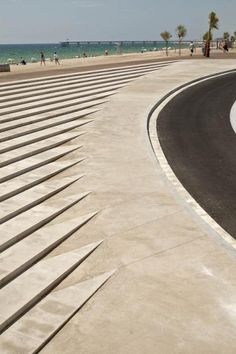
top-left (9, 47), bottom-right (199, 74)
top-left (0, 47), bottom-right (234, 83)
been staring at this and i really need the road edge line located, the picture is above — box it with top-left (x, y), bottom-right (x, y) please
top-left (147, 68), bottom-right (236, 254)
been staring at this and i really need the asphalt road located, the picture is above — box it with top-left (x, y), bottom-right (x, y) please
top-left (157, 72), bottom-right (236, 238)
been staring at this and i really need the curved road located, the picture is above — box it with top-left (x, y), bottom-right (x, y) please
top-left (157, 72), bottom-right (236, 238)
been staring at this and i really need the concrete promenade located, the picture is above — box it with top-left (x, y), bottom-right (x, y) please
top-left (0, 59), bottom-right (236, 353)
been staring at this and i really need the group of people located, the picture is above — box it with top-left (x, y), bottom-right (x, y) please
top-left (219, 41), bottom-right (229, 52)
top-left (19, 51), bottom-right (60, 66)
top-left (189, 40), bottom-right (230, 57)
top-left (40, 51), bottom-right (60, 65)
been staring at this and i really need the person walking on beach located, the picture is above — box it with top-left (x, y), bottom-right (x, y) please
top-left (223, 42), bottom-right (229, 53)
top-left (20, 57), bottom-right (26, 65)
top-left (54, 52), bottom-right (60, 65)
top-left (189, 41), bottom-right (195, 56)
top-left (40, 51), bottom-right (46, 65)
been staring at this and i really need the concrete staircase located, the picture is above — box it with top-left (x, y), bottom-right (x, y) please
top-left (0, 60), bottom-right (174, 353)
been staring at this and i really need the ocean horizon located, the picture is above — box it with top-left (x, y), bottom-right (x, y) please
top-left (0, 41), bottom-right (192, 64)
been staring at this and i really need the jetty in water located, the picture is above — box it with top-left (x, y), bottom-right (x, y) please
top-left (60, 40), bottom-right (161, 47)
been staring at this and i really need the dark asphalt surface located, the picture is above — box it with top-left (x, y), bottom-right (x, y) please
top-left (157, 72), bottom-right (236, 238)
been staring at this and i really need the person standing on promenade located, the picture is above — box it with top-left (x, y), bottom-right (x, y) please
top-left (40, 51), bottom-right (46, 65)
top-left (189, 41), bottom-right (195, 56)
top-left (54, 52), bottom-right (60, 65)
top-left (223, 42), bottom-right (229, 53)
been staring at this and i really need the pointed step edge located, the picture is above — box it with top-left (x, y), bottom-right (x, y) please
top-left (0, 132), bottom-right (84, 168)
top-left (0, 175), bottom-right (83, 225)
top-left (0, 103), bottom-right (100, 134)
top-left (0, 211), bottom-right (99, 288)
top-left (0, 117), bottom-right (93, 146)
top-left (0, 240), bottom-right (103, 334)
top-left (0, 94), bottom-right (110, 125)
top-left (0, 270), bottom-right (115, 354)
top-left (0, 159), bottom-right (83, 202)
top-left (0, 147), bottom-right (83, 184)
top-left (0, 82), bottom-right (125, 117)
top-left (0, 59), bottom-right (174, 90)
top-left (0, 66), bottom-right (144, 104)
top-left (0, 191), bottom-right (91, 253)
top-left (0, 63), bottom-right (165, 100)
top-left (0, 75), bottom-right (134, 110)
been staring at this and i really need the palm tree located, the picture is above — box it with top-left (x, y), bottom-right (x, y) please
top-left (176, 25), bottom-right (187, 55)
top-left (203, 32), bottom-right (212, 41)
top-left (205, 11), bottom-right (219, 57)
top-left (223, 32), bottom-right (230, 40)
top-left (160, 31), bottom-right (172, 56)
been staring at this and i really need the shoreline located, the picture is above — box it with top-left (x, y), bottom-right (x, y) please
top-left (0, 48), bottom-right (235, 82)
top-left (8, 48), bottom-right (198, 73)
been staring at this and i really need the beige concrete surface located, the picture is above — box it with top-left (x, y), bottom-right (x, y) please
top-left (0, 59), bottom-right (236, 353)
top-left (38, 59), bottom-right (236, 353)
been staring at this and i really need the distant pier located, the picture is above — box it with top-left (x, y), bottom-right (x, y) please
top-left (60, 40), bottom-right (159, 47)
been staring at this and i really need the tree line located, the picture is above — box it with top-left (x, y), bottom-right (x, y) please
top-left (160, 11), bottom-right (235, 57)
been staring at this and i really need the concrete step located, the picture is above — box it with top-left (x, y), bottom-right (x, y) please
top-left (0, 212), bottom-right (97, 287)
top-left (0, 60), bottom-right (174, 91)
top-left (0, 175), bottom-right (82, 224)
top-left (0, 159), bottom-right (80, 202)
top-left (0, 90), bottom-right (117, 123)
top-left (0, 131), bottom-right (83, 167)
top-left (0, 271), bottom-right (114, 353)
top-left (0, 67), bottom-right (160, 103)
top-left (0, 191), bottom-right (89, 252)
top-left (0, 99), bottom-right (105, 132)
top-left (0, 120), bottom-right (88, 152)
top-left (0, 241), bottom-right (102, 333)
top-left (0, 62), bottom-right (157, 91)
top-left (0, 82), bottom-right (127, 116)
top-left (0, 108), bottom-right (96, 141)
top-left (0, 145), bottom-right (81, 183)
top-left (0, 74), bottom-right (139, 109)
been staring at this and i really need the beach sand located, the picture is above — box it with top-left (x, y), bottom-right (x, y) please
top-left (9, 47), bottom-right (199, 74)
top-left (1, 47), bottom-right (234, 82)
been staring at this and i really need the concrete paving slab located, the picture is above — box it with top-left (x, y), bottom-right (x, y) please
top-left (1, 59), bottom-right (236, 353)
top-left (0, 131), bottom-right (83, 164)
top-left (0, 145), bottom-right (81, 183)
top-left (0, 175), bottom-right (81, 223)
top-left (0, 116), bottom-right (91, 142)
top-left (0, 271), bottom-right (114, 354)
top-left (0, 82), bottom-right (127, 116)
top-left (38, 59), bottom-right (236, 353)
top-left (0, 191), bottom-right (89, 252)
top-left (0, 90), bottom-right (117, 122)
top-left (0, 100), bottom-right (105, 132)
top-left (0, 159), bottom-right (80, 201)
top-left (0, 241), bottom-right (102, 333)
top-left (0, 69), bottom-right (160, 106)
top-left (0, 212), bottom-right (97, 287)
top-left (52, 238), bottom-right (235, 354)
top-left (0, 60), bottom-right (173, 91)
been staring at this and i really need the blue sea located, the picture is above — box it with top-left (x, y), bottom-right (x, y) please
top-left (0, 42), bottom-right (185, 64)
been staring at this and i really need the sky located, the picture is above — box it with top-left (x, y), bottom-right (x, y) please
top-left (0, 0), bottom-right (235, 44)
